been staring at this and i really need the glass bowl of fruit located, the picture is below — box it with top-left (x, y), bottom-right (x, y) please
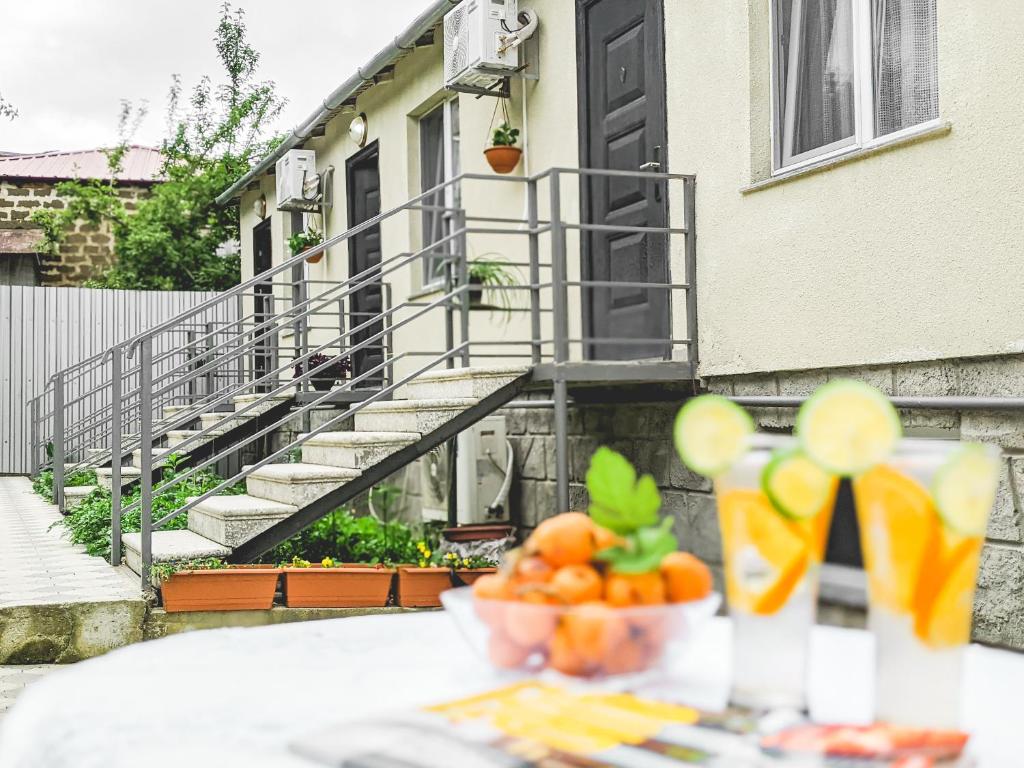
top-left (442, 503), bottom-right (721, 679)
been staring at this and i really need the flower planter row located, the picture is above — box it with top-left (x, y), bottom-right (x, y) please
top-left (159, 565), bottom-right (496, 613)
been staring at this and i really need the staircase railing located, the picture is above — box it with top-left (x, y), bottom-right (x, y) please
top-left (30, 167), bottom-right (697, 588)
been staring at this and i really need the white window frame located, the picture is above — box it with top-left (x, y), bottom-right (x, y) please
top-left (769, 0), bottom-right (942, 176)
top-left (420, 97), bottom-right (461, 291)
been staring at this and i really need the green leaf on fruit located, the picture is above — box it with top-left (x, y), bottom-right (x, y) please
top-left (586, 447), bottom-right (662, 535)
top-left (595, 518), bottom-right (678, 574)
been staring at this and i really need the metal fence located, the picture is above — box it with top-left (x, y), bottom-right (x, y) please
top-left (0, 286), bottom-right (231, 474)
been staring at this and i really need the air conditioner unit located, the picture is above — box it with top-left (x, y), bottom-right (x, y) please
top-left (275, 149), bottom-right (319, 211)
top-left (444, 0), bottom-right (520, 92)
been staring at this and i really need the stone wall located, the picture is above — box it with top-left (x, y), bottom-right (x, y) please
top-left (506, 352), bottom-right (1024, 651)
top-left (0, 180), bottom-right (149, 286)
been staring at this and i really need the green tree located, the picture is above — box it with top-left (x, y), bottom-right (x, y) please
top-left (0, 92), bottom-right (15, 121)
top-left (31, 3), bottom-right (285, 290)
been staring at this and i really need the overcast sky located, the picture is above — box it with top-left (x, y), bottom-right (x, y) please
top-left (0, 0), bottom-right (437, 154)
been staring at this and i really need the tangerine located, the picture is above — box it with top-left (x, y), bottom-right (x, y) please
top-left (560, 601), bottom-right (628, 666)
top-left (504, 592), bottom-right (558, 648)
top-left (547, 624), bottom-right (589, 676)
top-left (528, 512), bottom-right (596, 567)
top-left (487, 631), bottom-right (532, 669)
top-left (472, 572), bottom-right (513, 626)
top-left (605, 571), bottom-right (667, 606)
top-left (593, 525), bottom-right (623, 553)
top-left (660, 552), bottom-right (713, 602)
top-left (549, 564), bottom-right (604, 604)
top-left (601, 636), bottom-right (650, 676)
top-left (513, 555), bottom-right (555, 586)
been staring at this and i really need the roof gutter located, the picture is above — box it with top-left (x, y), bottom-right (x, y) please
top-left (216, 0), bottom-right (459, 206)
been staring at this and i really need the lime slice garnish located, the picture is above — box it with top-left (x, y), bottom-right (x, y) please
top-left (762, 448), bottom-right (835, 520)
top-left (932, 443), bottom-right (999, 537)
top-left (674, 395), bottom-right (754, 477)
top-left (796, 380), bottom-right (901, 476)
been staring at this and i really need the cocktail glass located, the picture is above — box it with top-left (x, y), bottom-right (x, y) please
top-left (714, 435), bottom-right (837, 710)
top-left (852, 439), bottom-right (998, 728)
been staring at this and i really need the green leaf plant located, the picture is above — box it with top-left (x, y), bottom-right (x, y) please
top-left (585, 447), bottom-right (679, 574)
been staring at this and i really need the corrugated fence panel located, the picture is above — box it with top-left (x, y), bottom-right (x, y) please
top-left (0, 287), bottom-right (231, 475)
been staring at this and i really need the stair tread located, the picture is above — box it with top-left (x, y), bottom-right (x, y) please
top-left (410, 365), bottom-right (529, 383)
top-left (245, 462), bottom-right (360, 482)
top-left (63, 485), bottom-right (97, 496)
top-left (359, 398), bottom-right (478, 412)
top-left (301, 431), bottom-right (420, 446)
top-left (122, 530), bottom-right (230, 560)
top-left (96, 466), bottom-right (142, 476)
top-left (189, 494), bottom-right (297, 515)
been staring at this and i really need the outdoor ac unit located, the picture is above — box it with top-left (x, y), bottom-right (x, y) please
top-left (275, 149), bottom-right (319, 211)
top-left (444, 0), bottom-right (520, 91)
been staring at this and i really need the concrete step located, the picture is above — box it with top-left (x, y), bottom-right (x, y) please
top-left (301, 431), bottom-right (420, 470)
top-left (131, 449), bottom-right (176, 470)
top-left (200, 412), bottom-right (245, 432)
top-left (231, 392), bottom-right (293, 417)
top-left (166, 429), bottom-right (225, 450)
top-left (245, 462), bottom-right (359, 507)
top-left (122, 530), bottom-right (231, 576)
top-left (187, 494), bottom-right (298, 548)
top-left (403, 365), bottom-right (528, 400)
top-left (95, 466), bottom-right (143, 491)
top-left (63, 485), bottom-right (98, 510)
top-left (162, 404), bottom-right (197, 421)
top-left (354, 398), bottom-right (477, 433)
top-left (85, 447), bottom-right (109, 463)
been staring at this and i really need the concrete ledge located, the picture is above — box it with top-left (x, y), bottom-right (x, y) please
top-left (0, 600), bottom-right (147, 663)
top-left (144, 605), bottom-right (429, 641)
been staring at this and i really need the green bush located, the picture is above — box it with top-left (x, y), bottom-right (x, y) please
top-left (32, 468), bottom-right (97, 503)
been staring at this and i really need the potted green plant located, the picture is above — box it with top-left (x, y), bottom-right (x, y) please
top-left (293, 352), bottom-right (351, 391)
top-left (396, 543), bottom-right (497, 607)
top-left (468, 257), bottom-right (519, 318)
top-left (281, 556), bottom-right (396, 608)
top-left (484, 121), bottom-right (522, 174)
top-left (288, 226), bottom-right (324, 264)
top-left (152, 558), bottom-right (281, 613)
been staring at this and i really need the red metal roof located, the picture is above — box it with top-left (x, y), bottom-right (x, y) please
top-left (0, 145), bottom-right (163, 184)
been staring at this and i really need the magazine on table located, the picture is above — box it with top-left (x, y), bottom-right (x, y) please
top-left (290, 681), bottom-right (972, 767)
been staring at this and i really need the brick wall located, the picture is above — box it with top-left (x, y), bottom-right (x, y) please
top-left (0, 180), bottom-right (149, 286)
top-left (505, 352), bottom-right (1024, 651)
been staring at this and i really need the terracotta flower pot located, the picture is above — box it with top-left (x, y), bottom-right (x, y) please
top-left (448, 567), bottom-right (498, 588)
top-left (443, 524), bottom-right (514, 542)
top-left (305, 251), bottom-right (324, 265)
top-left (282, 565), bottom-right (395, 608)
top-left (396, 567), bottom-right (498, 607)
top-left (160, 568), bottom-right (280, 613)
top-left (484, 146), bottom-right (522, 175)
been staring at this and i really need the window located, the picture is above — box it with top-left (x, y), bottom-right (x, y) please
top-left (772, 0), bottom-right (939, 172)
top-left (420, 99), bottom-right (461, 288)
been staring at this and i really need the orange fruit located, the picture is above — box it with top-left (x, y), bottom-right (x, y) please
top-left (528, 512), bottom-right (596, 567)
top-left (513, 555), bottom-right (555, 586)
top-left (853, 466), bottom-right (940, 613)
top-left (547, 625), bottom-right (588, 676)
top-left (487, 631), bottom-right (532, 669)
top-left (629, 612), bottom-right (670, 651)
top-left (601, 636), bottom-right (650, 676)
top-left (915, 536), bottom-right (983, 648)
top-left (605, 572), bottom-right (667, 606)
top-left (593, 525), bottom-right (623, 553)
top-left (504, 593), bottom-right (557, 648)
top-left (660, 552), bottom-right (713, 602)
top-left (549, 564), bottom-right (604, 605)
top-left (472, 572), bottom-right (513, 626)
top-left (560, 601), bottom-right (628, 666)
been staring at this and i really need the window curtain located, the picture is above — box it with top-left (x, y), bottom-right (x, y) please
top-left (873, 0), bottom-right (939, 136)
top-left (780, 0), bottom-right (856, 162)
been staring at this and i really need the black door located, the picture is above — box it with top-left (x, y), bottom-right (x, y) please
top-left (577, 0), bottom-right (670, 361)
top-left (252, 219), bottom-right (273, 390)
top-left (346, 143), bottom-right (384, 386)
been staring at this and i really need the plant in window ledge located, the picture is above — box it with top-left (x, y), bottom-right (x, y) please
top-left (468, 256), bottom-right (520, 321)
top-left (288, 226), bottom-right (324, 264)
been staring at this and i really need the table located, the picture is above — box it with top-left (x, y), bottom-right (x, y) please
top-left (0, 613), bottom-right (1020, 767)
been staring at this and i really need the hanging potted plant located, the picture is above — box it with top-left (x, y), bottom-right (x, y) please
top-left (484, 99), bottom-right (522, 174)
top-left (288, 226), bottom-right (325, 264)
top-left (468, 257), bottom-right (520, 320)
top-left (281, 556), bottom-right (396, 608)
top-left (152, 558), bottom-right (281, 613)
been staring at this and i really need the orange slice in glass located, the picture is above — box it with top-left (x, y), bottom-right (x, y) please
top-left (717, 489), bottom-right (810, 615)
top-left (853, 466), bottom-right (939, 613)
top-left (915, 536), bottom-right (983, 648)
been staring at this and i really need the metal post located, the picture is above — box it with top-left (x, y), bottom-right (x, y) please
top-left (683, 177), bottom-right (699, 371)
top-left (139, 337), bottom-right (154, 590)
top-left (235, 293), bottom-right (245, 389)
top-left (384, 283), bottom-right (395, 389)
top-left (527, 178), bottom-right (542, 365)
top-left (186, 329), bottom-right (197, 403)
top-left (53, 373), bottom-right (65, 512)
top-left (455, 208), bottom-right (471, 368)
top-left (295, 272), bottom-right (309, 392)
top-left (204, 322), bottom-right (216, 399)
top-left (110, 345), bottom-right (122, 567)
top-left (266, 294), bottom-right (279, 389)
top-left (443, 247), bottom-right (455, 371)
top-left (29, 396), bottom-right (39, 476)
top-left (548, 171), bottom-right (570, 511)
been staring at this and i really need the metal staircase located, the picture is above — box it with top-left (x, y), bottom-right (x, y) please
top-left (29, 167), bottom-right (698, 588)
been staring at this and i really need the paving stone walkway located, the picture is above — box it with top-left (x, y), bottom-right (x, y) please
top-left (0, 477), bottom-right (138, 608)
top-left (0, 666), bottom-right (54, 721)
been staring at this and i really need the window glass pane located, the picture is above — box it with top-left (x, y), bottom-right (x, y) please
top-left (872, 0), bottom-right (939, 137)
top-left (420, 106), bottom-right (446, 284)
top-left (775, 0), bottom-right (856, 164)
top-left (449, 99), bottom-right (461, 208)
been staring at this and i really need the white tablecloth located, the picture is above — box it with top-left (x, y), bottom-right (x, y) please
top-left (0, 613), bottom-right (1020, 767)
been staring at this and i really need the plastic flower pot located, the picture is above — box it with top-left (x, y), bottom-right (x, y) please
top-left (484, 146), bottom-right (522, 174)
top-left (397, 567), bottom-right (498, 607)
top-left (310, 376), bottom-right (336, 392)
top-left (282, 565), bottom-right (395, 608)
top-left (159, 567), bottom-right (280, 612)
